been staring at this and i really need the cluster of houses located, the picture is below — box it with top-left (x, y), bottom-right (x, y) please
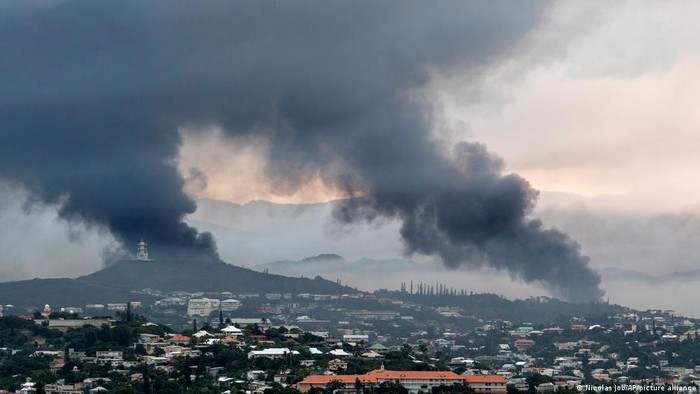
top-left (10, 317), bottom-right (512, 394)
top-left (6, 289), bottom-right (700, 393)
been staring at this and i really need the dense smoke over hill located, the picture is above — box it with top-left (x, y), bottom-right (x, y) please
top-left (0, 1), bottom-right (602, 300)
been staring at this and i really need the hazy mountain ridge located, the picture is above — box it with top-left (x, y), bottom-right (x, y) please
top-left (256, 255), bottom-right (430, 275)
top-left (188, 198), bottom-right (404, 268)
top-left (261, 254), bottom-right (346, 270)
top-left (259, 254), bottom-right (700, 286)
top-left (599, 267), bottom-right (700, 284)
top-left (192, 196), bottom-right (700, 283)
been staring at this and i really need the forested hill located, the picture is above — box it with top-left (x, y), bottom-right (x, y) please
top-left (0, 258), bottom-right (355, 311)
top-left (375, 290), bottom-right (631, 325)
top-left (81, 258), bottom-right (354, 294)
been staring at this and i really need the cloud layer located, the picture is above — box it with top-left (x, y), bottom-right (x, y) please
top-left (0, 1), bottom-right (603, 300)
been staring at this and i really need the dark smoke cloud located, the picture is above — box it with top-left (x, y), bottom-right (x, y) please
top-left (335, 142), bottom-right (602, 301)
top-left (0, 1), bottom-right (602, 299)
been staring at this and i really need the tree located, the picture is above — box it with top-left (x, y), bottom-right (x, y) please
top-left (182, 356), bottom-right (192, 387)
top-left (526, 374), bottom-right (553, 394)
top-left (355, 378), bottom-right (365, 394)
top-left (376, 381), bottom-right (408, 394)
top-left (31, 368), bottom-right (56, 386)
top-left (134, 344), bottom-right (147, 356)
top-left (325, 380), bottom-right (347, 394)
top-left (142, 365), bottom-right (151, 394)
top-left (431, 384), bottom-right (475, 394)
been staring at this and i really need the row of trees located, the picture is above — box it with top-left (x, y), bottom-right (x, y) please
top-left (398, 281), bottom-right (478, 297)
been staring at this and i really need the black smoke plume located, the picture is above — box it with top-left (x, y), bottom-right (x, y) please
top-left (0, 1), bottom-right (602, 299)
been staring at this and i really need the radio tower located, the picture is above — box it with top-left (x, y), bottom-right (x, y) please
top-left (136, 239), bottom-right (151, 261)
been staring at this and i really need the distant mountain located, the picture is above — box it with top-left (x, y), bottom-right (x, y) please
top-left (598, 267), bottom-right (656, 282)
top-left (256, 255), bottom-right (428, 277)
top-left (657, 269), bottom-right (700, 283)
top-left (188, 198), bottom-right (404, 267)
top-left (0, 258), bottom-right (355, 311)
top-left (254, 255), bottom-right (445, 292)
top-left (599, 267), bottom-right (700, 284)
top-left (263, 254), bottom-right (347, 270)
top-left (301, 254), bottom-right (345, 263)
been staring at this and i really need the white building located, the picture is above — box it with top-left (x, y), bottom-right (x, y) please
top-left (155, 298), bottom-right (186, 307)
top-left (221, 326), bottom-right (244, 337)
top-left (247, 370), bottom-right (267, 381)
top-left (248, 348), bottom-right (299, 359)
top-left (343, 334), bottom-right (369, 342)
top-left (187, 298), bottom-right (220, 316)
top-left (309, 330), bottom-right (329, 339)
top-left (220, 299), bottom-right (242, 312)
top-left (329, 349), bottom-right (352, 357)
top-left (96, 350), bottom-right (124, 366)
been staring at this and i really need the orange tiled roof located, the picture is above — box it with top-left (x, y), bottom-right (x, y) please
top-left (167, 336), bottom-right (190, 342)
top-left (368, 370), bottom-right (465, 380)
top-left (299, 370), bottom-right (506, 386)
top-left (463, 375), bottom-right (508, 384)
top-left (298, 375), bottom-right (377, 385)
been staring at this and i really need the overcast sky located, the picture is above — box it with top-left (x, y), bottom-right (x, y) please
top-left (2, 1), bottom-right (700, 306)
top-left (180, 2), bottom-right (700, 212)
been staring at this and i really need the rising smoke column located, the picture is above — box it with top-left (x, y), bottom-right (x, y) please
top-left (336, 142), bottom-right (602, 301)
top-left (0, 1), bottom-right (602, 299)
top-left (0, 101), bottom-right (218, 261)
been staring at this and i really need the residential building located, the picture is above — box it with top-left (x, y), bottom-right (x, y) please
top-left (96, 350), bottom-right (124, 366)
top-left (107, 303), bottom-right (128, 311)
top-left (221, 299), bottom-right (242, 312)
top-left (463, 375), bottom-right (508, 394)
top-left (44, 383), bottom-right (86, 394)
top-left (60, 306), bottom-right (83, 314)
top-left (328, 358), bottom-right (348, 371)
top-left (514, 339), bottom-right (536, 351)
top-left (248, 348), bottom-right (299, 359)
top-left (221, 325), bottom-right (244, 337)
top-left (297, 369), bottom-right (506, 394)
top-left (43, 318), bottom-right (114, 332)
top-left (343, 334), bottom-right (369, 342)
top-left (187, 298), bottom-right (220, 316)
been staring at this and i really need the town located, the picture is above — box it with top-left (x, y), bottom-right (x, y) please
top-left (0, 285), bottom-right (698, 394)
